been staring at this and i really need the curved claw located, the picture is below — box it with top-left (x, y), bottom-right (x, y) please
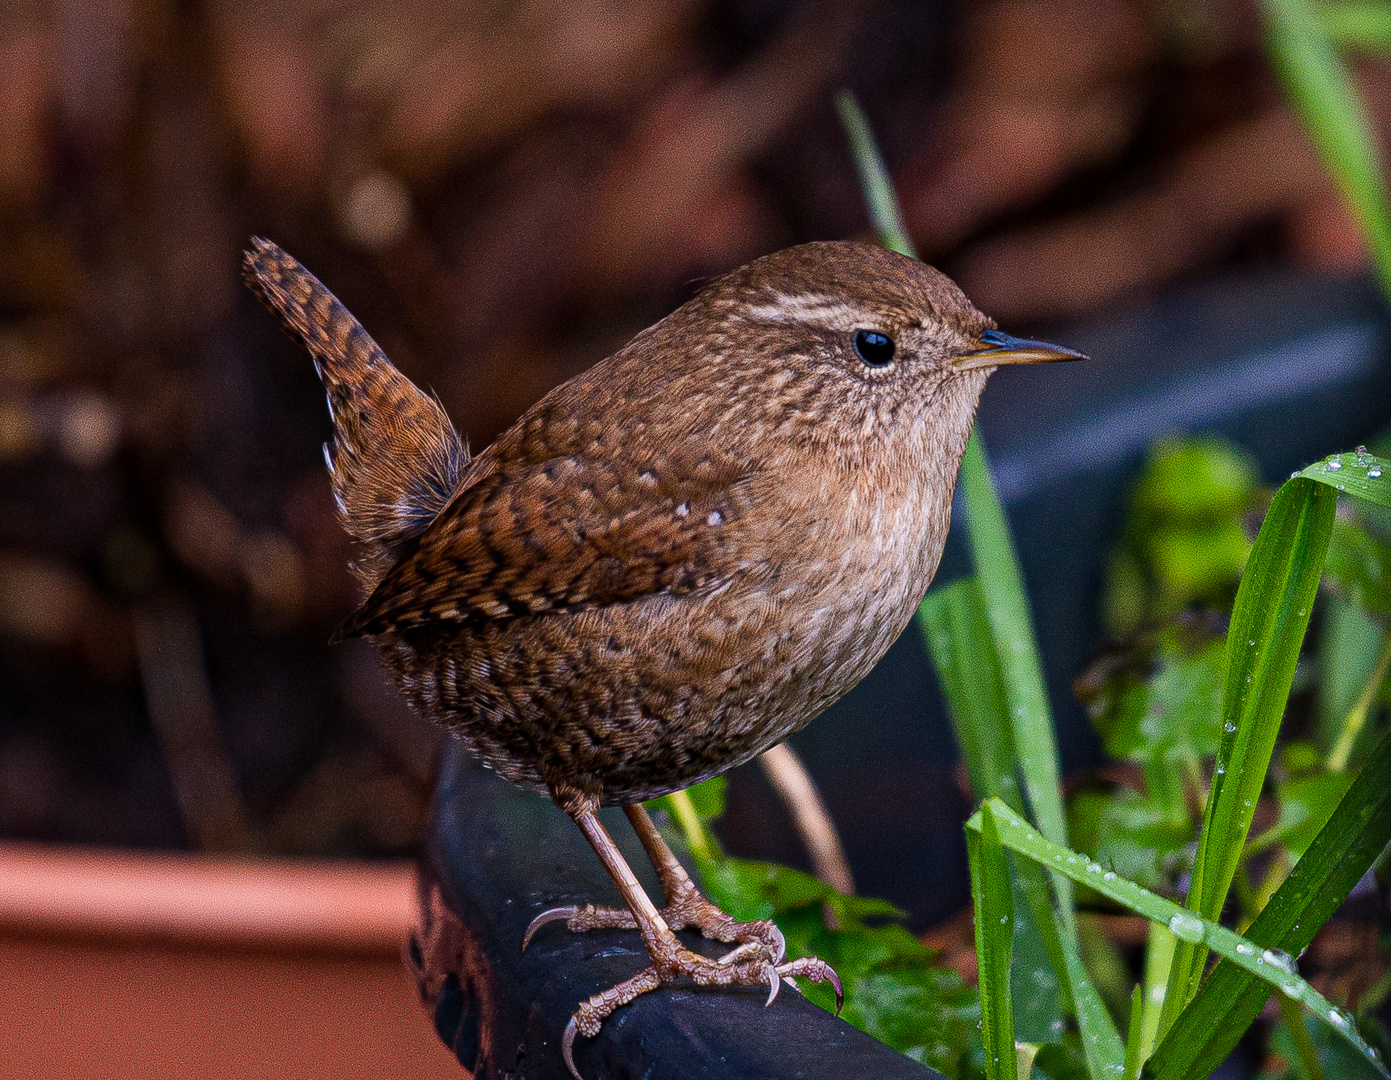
top-left (522, 906), bottom-right (580, 954)
top-left (765, 923), bottom-right (787, 965)
top-left (764, 965), bottom-right (781, 1007)
top-left (562, 1015), bottom-right (583, 1080)
top-left (827, 967), bottom-right (845, 1015)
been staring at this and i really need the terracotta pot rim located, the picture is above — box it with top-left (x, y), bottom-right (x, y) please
top-left (0, 841), bottom-right (417, 955)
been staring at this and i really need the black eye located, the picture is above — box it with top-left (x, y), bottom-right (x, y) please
top-left (853, 329), bottom-right (895, 366)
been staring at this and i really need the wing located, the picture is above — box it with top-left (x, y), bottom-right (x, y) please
top-left (336, 441), bottom-right (758, 637)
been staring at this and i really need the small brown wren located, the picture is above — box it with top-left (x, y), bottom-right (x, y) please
top-left (242, 237), bottom-right (1083, 1076)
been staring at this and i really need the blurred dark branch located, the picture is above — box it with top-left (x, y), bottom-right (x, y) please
top-left (132, 596), bottom-right (252, 853)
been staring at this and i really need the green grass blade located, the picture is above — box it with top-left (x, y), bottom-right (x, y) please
top-left (834, 90), bottom-right (917, 258)
top-left (1161, 478), bottom-right (1337, 1030)
top-left (1320, 2), bottom-right (1391, 54)
top-left (1296, 450), bottom-right (1391, 506)
top-left (1263, 0), bottom-right (1391, 295)
top-left (1327, 633), bottom-right (1391, 770)
top-left (1278, 995), bottom-right (1330, 1080)
top-left (971, 803), bottom-right (1018, 1080)
top-left (1057, 920), bottom-right (1128, 1080)
top-left (961, 435), bottom-right (1072, 893)
top-left (922, 579), bottom-right (1070, 1035)
top-left (1138, 922), bottom-right (1175, 1064)
top-left (1009, 859), bottom-right (1071, 1039)
top-left (920, 579), bottom-right (1021, 808)
top-left (1123, 987), bottom-right (1145, 1080)
top-left (1146, 719), bottom-right (1391, 1080)
top-left (967, 799), bottom-right (1391, 1079)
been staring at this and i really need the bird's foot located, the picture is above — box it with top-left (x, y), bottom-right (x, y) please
top-left (560, 942), bottom-right (841, 1080)
top-left (523, 874), bottom-right (787, 962)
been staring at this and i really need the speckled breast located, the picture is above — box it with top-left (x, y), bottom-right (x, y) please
top-left (374, 476), bottom-right (954, 807)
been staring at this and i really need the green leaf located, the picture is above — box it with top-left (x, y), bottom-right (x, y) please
top-left (1055, 919), bottom-right (1128, 1080)
top-left (1324, 517), bottom-right (1391, 619)
top-left (967, 799), bottom-right (1390, 1079)
top-left (970, 803), bottom-right (1018, 1080)
top-left (1277, 994), bottom-right (1332, 1080)
top-left (1009, 876), bottom-right (1067, 1043)
top-left (846, 968), bottom-right (981, 1079)
top-left (1138, 922), bottom-right (1176, 1065)
top-left (1036, 1039), bottom-right (1092, 1080)
top-left (1145, 523), bottom-right (1254, 604)
top-left (1069, 788), bottom-right (1192, 894)
top-left (1271, 1006), bottom-right (1385, 1080)
top-left (1132, 438), bottom-right (1262, 521)
top-left (1263, 0), bottom-right (1391, 295)
top-left (773, 882), bottom-right (980, 1076)
top-left (1162, 478), bottom-right (1336, 1030)
top-left (1104, 437), bottom-right (1260, 630)
top-left (1260, 770), bottom-right (1356, 858)
top-left (685, 775), bottom-right (728, 821)
top-left (1316, 596), bottom-right (1387, 749)
top-left (1146, 719), bottom-right (1391, 1080)
top-left (697, 857), bottom-right (829, 922)
top-left (661, 784), bottom-right (980, 1079)
top-left (1327, 633), bottom-right (1391, 771)
top-left (1091, 633), bottom-right (1225, 769)
top-left (1297, 452), bottom-right (1391, 509)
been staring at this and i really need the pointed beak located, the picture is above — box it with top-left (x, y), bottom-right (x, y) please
top-left (953, 328), bottom-right (1088, 372)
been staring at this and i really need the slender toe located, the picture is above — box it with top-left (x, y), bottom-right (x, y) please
top-left (776, 956), bottom-right (844, 1014)
top-left (714, 940), bottom-right (769, 967)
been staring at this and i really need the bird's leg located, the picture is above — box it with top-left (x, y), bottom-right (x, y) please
top-left (627, 803), bottom-right (787, 961)
top-left (523, 803), bottom-right (784, 963)
top-left (544, 799), bottom-right (841, 1080)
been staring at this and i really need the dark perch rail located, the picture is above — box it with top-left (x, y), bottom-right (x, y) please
top-left (410, 741), bottom-right (948, 1080)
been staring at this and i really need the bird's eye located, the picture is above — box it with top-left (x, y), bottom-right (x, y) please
top-left (853, 330), bottom-right (895, 366)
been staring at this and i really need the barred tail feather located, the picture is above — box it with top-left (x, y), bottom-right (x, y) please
top-left (242, 237), bottom-right (467, 585)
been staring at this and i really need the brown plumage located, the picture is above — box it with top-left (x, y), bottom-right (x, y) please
top-left (242, 237), bottom-right (1083, 1076)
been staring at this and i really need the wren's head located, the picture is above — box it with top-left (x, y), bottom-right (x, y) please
top-left (569, 241), bottom-right (1082, 481)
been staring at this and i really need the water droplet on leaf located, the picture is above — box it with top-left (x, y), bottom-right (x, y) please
top-left (1168, 912), bottom-right (1205, 943)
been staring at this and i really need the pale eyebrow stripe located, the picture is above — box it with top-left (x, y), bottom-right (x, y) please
top-left (743, 294), bottom-right (864, 327)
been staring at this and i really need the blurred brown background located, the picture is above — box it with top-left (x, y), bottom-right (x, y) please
top-left (0, 0), bottom-right (1382, 865)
